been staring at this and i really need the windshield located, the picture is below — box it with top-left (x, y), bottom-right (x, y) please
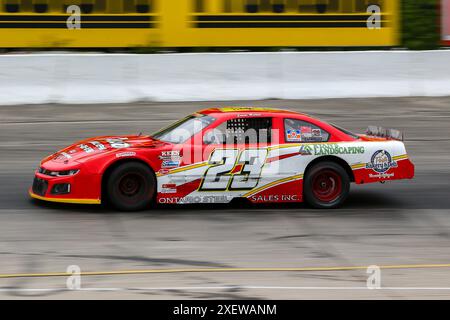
top-left (152, 114), bottom-right (216, 144)
top-left (331, 124), bottom-right (360, 139)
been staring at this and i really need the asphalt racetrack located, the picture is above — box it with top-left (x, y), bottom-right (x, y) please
top-left (1, 97), bottom-right (450, 299)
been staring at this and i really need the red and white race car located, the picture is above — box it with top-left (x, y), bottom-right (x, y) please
top-left (30, 107), bottom-right (415, 211)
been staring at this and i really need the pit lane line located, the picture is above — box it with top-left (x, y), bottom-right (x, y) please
top-left (2, 263), bottom-right (450, 280)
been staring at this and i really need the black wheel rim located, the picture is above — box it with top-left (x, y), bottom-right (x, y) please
top-left (115, 172), bottom-right (149, 204)
top-left (118, 173), bottom-right (144, 197)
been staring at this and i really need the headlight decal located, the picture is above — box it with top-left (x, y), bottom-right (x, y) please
top-left (39, 168), bottom-right (79, 177)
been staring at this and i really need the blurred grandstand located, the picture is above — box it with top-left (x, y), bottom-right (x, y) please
top-left (0, 0), bottom-right (436, 49)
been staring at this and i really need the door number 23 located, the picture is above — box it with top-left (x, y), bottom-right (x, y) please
top-left (199, 149), bottom-right (268, 191)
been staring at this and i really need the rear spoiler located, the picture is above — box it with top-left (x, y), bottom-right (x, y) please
top-left (366, 126), bottom-right (404, 141)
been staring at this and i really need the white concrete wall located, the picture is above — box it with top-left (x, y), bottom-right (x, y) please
top-left (0, 50), bottom-right (449, 105)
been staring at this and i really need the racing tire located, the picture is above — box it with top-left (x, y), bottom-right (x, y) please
top-left (303, 161), bottom-right (350, 209)
top-left (106, 162), bottom-right (156, 211)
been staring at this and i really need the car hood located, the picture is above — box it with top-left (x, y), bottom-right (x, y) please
top-left (42, 135), bottom-right (166, 165)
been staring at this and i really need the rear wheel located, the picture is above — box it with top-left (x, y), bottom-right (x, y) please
top-left (106, 162), bottom-right (155, 211)
top-left (303, 161), bottom-right (350, 209)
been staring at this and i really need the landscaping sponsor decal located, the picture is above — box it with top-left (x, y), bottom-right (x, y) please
top-left (313, 144), bottom-right (365, 156)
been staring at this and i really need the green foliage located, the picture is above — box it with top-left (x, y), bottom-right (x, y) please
top-left (402, 0), bottom-right (440, 50)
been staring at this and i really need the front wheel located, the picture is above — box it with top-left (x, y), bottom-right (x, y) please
top-left (106, 162), bottom-right (156, 211)
top-left (303, 161), bottom-right (350, 209)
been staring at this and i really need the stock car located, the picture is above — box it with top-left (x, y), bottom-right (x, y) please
top-left (30, 107), bottom-right (415, 211)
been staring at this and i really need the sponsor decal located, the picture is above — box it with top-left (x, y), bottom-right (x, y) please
top-left (159, 195), bottom-right (228, 204)
top-left (286, 129), bottom-right (302, 142)
top-left (237, 113), bottom-right (262, 117)
top-left (286, 127), bottom-right (323, 142)
top-left (288, 126), bottom-right (323, 142)
top-left (312, 128), bottom-right (322, 137)
top-left (300, 126), bottom-right (312, 138)
top-left (90, 141), bottom-right (106, 151)
top-left (158, 169), bottom-right (171, 175)
top-left (159, 150), bottom-right (182, 168)
top-left (299, 145), bottom-right (313, 156)
top-left (159, 151), bottom-right (181, 159)
top-left (79, 138), bottom-right (130, 153)
top-left (313, 144), bottom-right (365, 156)
top-left (106, 138), bottom-right (130, 149)
top-left (161, 183), bottom-right (177, 194)
top-left (79, 144), bottom-right (94, 153)
top-left (366, 150), bottom-right (398, 174)
top-left (162, 160), bottom-right (180, 168)
top-left (250, 194), bottom-right (299, 202)
top-left (251, 195), bottom-right (279, 202)
top-left (369, 173), bottom-right (395, 179)
top-left (116, 152), bottom-right (136, 158)
top-left (54, 152), bottom-right (72, 161)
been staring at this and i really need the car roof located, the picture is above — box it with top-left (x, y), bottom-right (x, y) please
top-left (199, 107), bottom-right (306, 117)
top-left (196, 107), bottom-right (356, 142)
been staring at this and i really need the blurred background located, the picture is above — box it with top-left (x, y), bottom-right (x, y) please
top-left (0, 0), bottom-right (445, 50)
top-left (1, 0), bottom-right (450, 299)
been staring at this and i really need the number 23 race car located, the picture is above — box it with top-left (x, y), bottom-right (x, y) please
top-left (30, 107), bottom-right (415, 211)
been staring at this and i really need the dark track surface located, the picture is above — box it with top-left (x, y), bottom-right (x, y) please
top-left (1, 97), bottom-right (450, 299)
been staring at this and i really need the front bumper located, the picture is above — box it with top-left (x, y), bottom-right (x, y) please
top-left (29, 189), bottom-right (101, 204)
top-left (29, 169), bottom-right (102, 205)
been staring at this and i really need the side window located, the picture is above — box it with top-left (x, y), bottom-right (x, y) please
top-left (204, 117), bottom-right (273, 145)
top-left (284, 118), bottom-right (330, 143)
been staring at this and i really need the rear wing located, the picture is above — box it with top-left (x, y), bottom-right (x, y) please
top-left (366, 126), bottom-right (404, 141)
